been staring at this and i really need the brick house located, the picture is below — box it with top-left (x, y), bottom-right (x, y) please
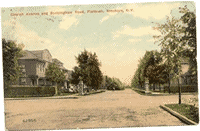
top-left (14, 49), bottom-right (70, 87)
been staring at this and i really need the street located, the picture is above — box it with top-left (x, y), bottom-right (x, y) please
top-left (4, 89), bottom-right (191, 130)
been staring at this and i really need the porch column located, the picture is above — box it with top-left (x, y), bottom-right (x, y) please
top-left (44, 79), bottom-right (46, 86)
top-left (36, 78), bottom-right (39, 86)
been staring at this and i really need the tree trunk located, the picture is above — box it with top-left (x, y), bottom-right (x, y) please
top-left (178, 78), bottom-right (181, 104)
top-left (159, 83), bottom-right (161, 92)
top-left (168, 74), bottom-right (171, 94)
top-left (153, 83), bottom-right (155, 91)
top-left (55, 82), bottom-right (58, 95)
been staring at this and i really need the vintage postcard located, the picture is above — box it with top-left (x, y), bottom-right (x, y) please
top-left (1, 1), bottom-right (198, 130)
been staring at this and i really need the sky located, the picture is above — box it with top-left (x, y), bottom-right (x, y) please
top-left (1, 1), bottom-right (196, 85)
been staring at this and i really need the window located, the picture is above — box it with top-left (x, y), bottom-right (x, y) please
top-left (20, 64), bottom-right (26, 72)
top-left (21, 78), bottom-right (26, 84)
top-left (22, 72), bottom-right (26, 77)
top-left (42, 64), bottom-right (45, 72)
top-left (38, 64), bottom-right (40, 73)
top-left (40, 64), bottom-right (42, 72)
top-left (20, 64), bottom-right (25, 68)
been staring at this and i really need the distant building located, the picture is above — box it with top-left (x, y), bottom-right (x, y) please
top-left (13, 49), bottom-right (71, 87)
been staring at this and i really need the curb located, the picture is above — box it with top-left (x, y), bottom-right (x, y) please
top-left (4, 95), bottom-right (79, 100)
top-left (133, 88), bottom-right (196, 96)
top-left (4, 90), bottom-right (106, 100)
top-left (159, 105), bottom-right (198, 125)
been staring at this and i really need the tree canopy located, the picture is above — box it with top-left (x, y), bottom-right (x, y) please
top-left (70, 49), bottom-right (103, 90)
top-left (103, 75), bottom-right (125, 90)
top-left (131, 50), bottom-right (167, 89)
top-left (153, 6), bottom-right (196, 80)
top-left (132, 5), bottom-right (197, 91)
top-left (2, 39), bottom-right (23, 88)
top-left (45, 61), bottom-right (66, 83)
top-left (45, 61), bottom-right (66, 95)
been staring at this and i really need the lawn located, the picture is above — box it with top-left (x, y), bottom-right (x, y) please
top-left (78, 90), bottom-right (106, 96)
top-left (133, 89), bottom-right (146, 95)
top-left (165, 104), bottom-right (199, 123)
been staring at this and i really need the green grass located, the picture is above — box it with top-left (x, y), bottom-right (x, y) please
top-left (132, 88), bottom-right (152, 96)
top-left (58, 92), bottom-right (77, 96)
top-left (165, 104), bottom-right (199, 123)
top-left (78, 90), bottom-right (106, 96)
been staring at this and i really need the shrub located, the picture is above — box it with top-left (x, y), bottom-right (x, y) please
top-left (4, 86), bottom-right (55, 98)
top-left (164, 85), bottom-right (197, 93)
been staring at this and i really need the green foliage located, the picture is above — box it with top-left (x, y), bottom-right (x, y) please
top-left (45, 61), bottom-right (66, 95)
top-left (70, 66), bottom-right (81, 85)
top-left (179, 6), bottom-right (197, 83)
top-left (131, 50), bottom-right (167, 89)
top-left (4, 86), bottom-right (55, 98)
top-left (70, 49), bottom-right (103, 90)
top-left (104, 75), bottom-right (125, 90)
top-left (163, 85), bottom-right (197, 93)
top-left (2, 39), bottom-right (24, 88)
top-left (45, 61), bottom-right (66, 83)
top-left (165, 104), bottom-right (199, 123)
top-left (154, 6), bottom-right (196, 82)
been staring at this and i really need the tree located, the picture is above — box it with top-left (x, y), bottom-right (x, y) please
top-left (179, 6), bottom-right (197, 84)
top-left (2, 39), bottom-right (23, 88)
top-left (71, 49), bottom-right (103, 90)
top-left (45, 61), bottom-right (66, 95)
top-left (70, 66), bottom-right (81, 85)
top-left (154, 15), bottom-right (183, 103)
top-left (104, 75), bottom-right (125, 90)
top-left (153, 6), bottom-right (196, 104)
top-left (131, 49), bottom-right (169, 91)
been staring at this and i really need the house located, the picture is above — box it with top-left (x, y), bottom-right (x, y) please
top-left (13, 49), bottom-right (70, 87)
top-left (170, 57), bottom-right (197, 86)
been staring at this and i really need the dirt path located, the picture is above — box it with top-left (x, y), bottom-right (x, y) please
top-left (5, 89), bottom-right (192, 130)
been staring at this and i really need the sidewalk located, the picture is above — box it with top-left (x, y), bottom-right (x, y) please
top-left (4, 90), bottom-right (106, 100)
top-left (151, 91), bottom-right (198, 96)
top-left (133, 88), bottom-right (197, 96)
top-left (4, 94), bottom-right (79, 100)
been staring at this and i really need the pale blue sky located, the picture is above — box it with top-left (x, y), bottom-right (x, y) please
top-left (1, 1), bottom-right (196, 85)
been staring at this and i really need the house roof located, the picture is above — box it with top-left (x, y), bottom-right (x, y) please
top-left (20, 49), bottom-right (68, 70)
top-left (29, 50), bottom-right (44, 59)
top-left (20, 49), bottom-right (48, 62)
top-left (20, 50), bottom-right (39, 60)
top-left (52, 58), bottom-right (63, 64)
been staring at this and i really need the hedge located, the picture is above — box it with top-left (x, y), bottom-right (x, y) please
top-left (164, 85), bottom-right (198, 93)
top-left (4, 86), bottom-right (55, 98)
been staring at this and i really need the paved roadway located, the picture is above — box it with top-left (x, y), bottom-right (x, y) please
top-left (5, 89), bottom-right (192, 130)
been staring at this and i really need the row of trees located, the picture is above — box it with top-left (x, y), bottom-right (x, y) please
top-left (69, 49), bottom-right (126, 91)
top-left (131, 6), bottom-right (197, 94)
top-left (3, 39), bottom-right (122, 94)
top-left (102, 75), bottom-right (125, 90)
top-left (131, 50), bottom-right (168, 90)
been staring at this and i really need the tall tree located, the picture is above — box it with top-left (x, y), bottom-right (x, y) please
top-left (70, 66), bottom-right (81, 85)
top-left (153, 6), bottom-right (196, 104)
top-left (72, 49), bottom-right (103, 90)
top-left (45, 61), bottom-right (66, 95)
top-left (154, 16), bottom-right (183, 103)
top-left (2, 39), bottom-right (23, 88)
top-left (104, 75), bottom-right (125, 90)
top-left (179, 6), bottom-right (197, 84)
